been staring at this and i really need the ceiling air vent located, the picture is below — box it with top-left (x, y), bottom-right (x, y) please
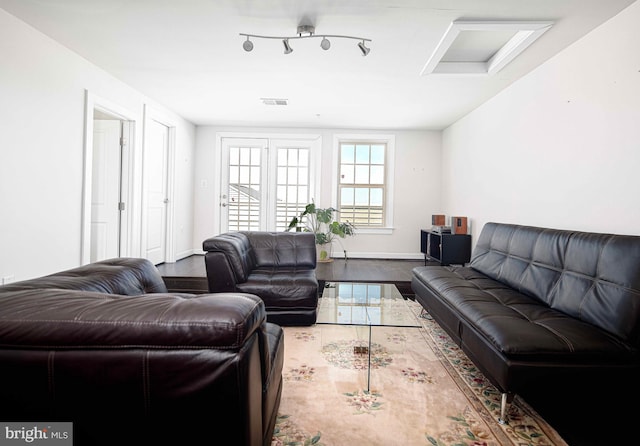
top-left (261, 98), bottom-right (288, 106)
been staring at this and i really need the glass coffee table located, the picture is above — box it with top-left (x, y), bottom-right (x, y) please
top-left (316, 282), bottom-right (421, 390)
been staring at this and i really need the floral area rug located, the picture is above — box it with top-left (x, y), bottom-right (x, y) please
top-left (272, 300), bottom-right (567, 446)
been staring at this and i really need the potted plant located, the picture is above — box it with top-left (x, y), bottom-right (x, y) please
top-left (287, 202), bottom-right (355, 262)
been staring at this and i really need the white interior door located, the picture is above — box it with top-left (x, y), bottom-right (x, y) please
top-left (144, 119), bottom-right (169, 264)
top-left (90, 119), bottom-right (122, 262)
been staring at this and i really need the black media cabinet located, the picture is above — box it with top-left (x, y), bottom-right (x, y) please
top-left (420, 229), bottom-right (471, 266)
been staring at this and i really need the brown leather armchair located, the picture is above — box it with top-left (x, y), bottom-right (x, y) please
top-left (203, 231), bottom-right (319, 326)
top-left (0, 257), bottom-right (283, 446)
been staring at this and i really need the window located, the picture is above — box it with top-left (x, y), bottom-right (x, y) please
top-left (227, 144), bottom-right (262, 231)
top-left (275, 147), bottom-right (310, 231)
top-left (338, 141), bottom-right (386, 227)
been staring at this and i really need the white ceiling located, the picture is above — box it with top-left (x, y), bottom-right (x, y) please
top-left (0, 0), bottom-right (635, 130)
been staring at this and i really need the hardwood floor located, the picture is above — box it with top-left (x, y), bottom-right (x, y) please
top-left (155, 255), bottom-right (207, 276)
top-left (155, 256), bottom-right (209, 295)
top-left (155, 255), bottom-right (434, 296)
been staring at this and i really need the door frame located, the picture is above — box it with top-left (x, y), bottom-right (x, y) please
top-left (81, 91), bottom-right (137, 265)
top-left (141, 104), bottom-right (176, 264)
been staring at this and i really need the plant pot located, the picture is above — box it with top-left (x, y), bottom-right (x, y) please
top-left (316, 243), bottom-right (333, 263)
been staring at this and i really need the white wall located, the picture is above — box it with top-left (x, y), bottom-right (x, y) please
top-left (442, 1), bottom-right (640, 247)
top-left (0, 9), bottom-right (196, 281)
top-left (194, 126), bottom-right (441, 258)
top-left (9, 0), bottom-right (635, 276)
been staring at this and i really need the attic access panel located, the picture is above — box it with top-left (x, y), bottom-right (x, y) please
top-left (421, 20), bottom-right (553, 76)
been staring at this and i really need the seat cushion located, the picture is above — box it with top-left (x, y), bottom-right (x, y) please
top-left (412, 265), bottom-right (636, 361)
top-left (237, 268), bottom-right (318, 311)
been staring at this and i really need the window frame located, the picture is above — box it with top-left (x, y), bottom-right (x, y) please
top-left (332, 134), bottom-right (395, 235)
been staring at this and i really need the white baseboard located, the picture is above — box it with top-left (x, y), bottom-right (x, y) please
top-left (193, 248), bottom-right (422, 260)
top-left (338, 252), bottom-right (424, 260)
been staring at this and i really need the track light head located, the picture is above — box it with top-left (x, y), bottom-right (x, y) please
top-left (320, 37), bottom-right (330, 50)
top-left (358, 41), bottom-right (370, 56)
top-left (283, 39), bottom-right (293, 54)
top-left (243, 37), bottom-right (253, 52)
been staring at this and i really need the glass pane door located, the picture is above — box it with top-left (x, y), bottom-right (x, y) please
top-left (220, 138), bottom-right (267, 232)
top-left (274, 143), bottom-right (310, 231)
top-left (220, 137), bottom-right (316, 232)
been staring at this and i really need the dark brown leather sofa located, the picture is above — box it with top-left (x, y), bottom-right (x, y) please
top-left (412, 222), bottom-right (640, 423)
top-left (203, 231), bottom-right (319, 326)
top-left (0, 257), bottom-right (283, 446)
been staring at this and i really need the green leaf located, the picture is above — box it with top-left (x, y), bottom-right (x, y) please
top-left (315, 233), bottom-right (330, 245)
top-left (316, 208), bottom-right (333, 224)
top-left (304, 203), bottom-right (316, 215)
top-left (287, 217), bottom-right (299, 231)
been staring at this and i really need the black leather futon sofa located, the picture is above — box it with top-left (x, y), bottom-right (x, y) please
top-left (412, 222), bottom-right (640, 423)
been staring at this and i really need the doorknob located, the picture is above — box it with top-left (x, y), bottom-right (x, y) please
top-left (163, 198), bottom-right (169, 204)
top-left (221, 203), bottom-right (227, 207)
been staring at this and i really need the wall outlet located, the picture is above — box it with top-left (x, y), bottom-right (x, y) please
top-left (1, 275), bottom-right (15, 285)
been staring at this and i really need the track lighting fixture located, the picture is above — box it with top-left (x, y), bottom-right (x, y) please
top-left (242, 36), bottom-right (253, 52)
top-left (358, 40), bottom-right (370, 56)
top-left (283, 39), bottom-right (293, 54)
top-left (240, 25), bottom-right (371, 56)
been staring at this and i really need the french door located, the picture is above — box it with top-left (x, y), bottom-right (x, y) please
top-left (219, 137), bottom-right (317, 233)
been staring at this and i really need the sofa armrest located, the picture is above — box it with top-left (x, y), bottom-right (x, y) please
top-left (0, 290), bottom-right (265, 348)
top-left (1, 257), bottom-right (168, 295)
top-left (203, 233), bottom-right (255, 283)
top-left (205, 251), bottom-right (239, 292)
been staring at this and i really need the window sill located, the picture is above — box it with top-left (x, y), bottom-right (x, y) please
top-left (353, 227), bottom-right (394, 235)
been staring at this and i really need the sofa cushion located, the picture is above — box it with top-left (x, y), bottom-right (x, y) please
top-left (237, 268), bottom-right (318, 311)
top-left (412, 265), bottom-right (636, 360)
top-left (244, 231), bottom-right (316, 269)
top-left (470, 222), bottom-right (640, 347)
